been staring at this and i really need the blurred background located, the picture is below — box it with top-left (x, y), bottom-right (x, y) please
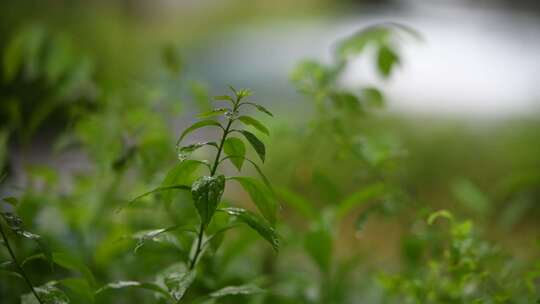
top-left (1, 0), bottom-right (539, 303)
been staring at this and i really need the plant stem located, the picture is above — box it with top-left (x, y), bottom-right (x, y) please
top-left (0, 225), bottom-right (44, 304)
top-left (189, 97), bottom-right (238, 270)
top-left (210, 118), bottom-right (233, 176)
top-left (188, 222), bottom-right (204, 270)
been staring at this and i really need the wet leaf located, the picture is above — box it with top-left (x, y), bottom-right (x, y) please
top-left (96, 281), bottom-right (169, 298)
top-left (220, 207), bottom-right (279, 251)
top-left (238, 116), bottom-right (269, 135)
top-left (165, 270), bottom-right (196, 301)
top-left (209, 284), bottom-right (265, 298)
top-left (191, 175), bottom-right (226, 227)
top-left (240, 130), bottom-right (266, 162)
top-left (197, 108), bottom-right (228, 119)
top-left (176, 120), bottom-right (222, 146)
top-left (21, 282), bottom-right (69, 304)
top-left (223, 137), bottom-right (246, 170)
top-left (229, 177), bottom-right (277, 226)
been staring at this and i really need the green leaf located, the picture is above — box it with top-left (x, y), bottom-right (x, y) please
top-left (336, 25), bottom-right (390, 60)
top-left (191, 175), bottom-right (226, 227)
top-left (236, 88), bottom-right (253, 99)
top-left (96, 281), bottom-right (169, 298)
top-left (123, 185), bottom-right (191, 210)
top-left (0, 269), bottom-right (24, 280)
top-left (222, 156), bottom-right (274, 194)
top-left (0, 212), bottom-right (52, 267)
top-left (60, 277), bottom-right (94, 304)
top-left (427, 210), bottom-right (454, 225)
top-left (377, 44), bottom-right (399, 78)
top-left (177, 142), bottom-right (217, 160)
top-left (2, 197), bottom-right (18, 206)
top-left (209, 284), bottom-right (265, 298)
top-left (223, 138), bottom-right (246, 170)
top-left (238, 116), bottom-right (269, 135)
top-left (132, 225), bottom-right (196, 253)
top-left (3, 32), bottom-right (25, 82)
top-left (204, 223), bottom-right (241, 253)
top-left (240, 130), bottom-right (266, 162)
top-left (331, 92), bottom-right (360, 113)
top-left (53, 252), bottom-right (96, 287)
top-left (197, 108), bottom-right (228, 119)
top-left (275, 187), bottom-right (317, 220)
top-left (22, 282), bottom-right (69, 304)
top-left (242, 102), bottom-right (273, 117)
top-left (336, 182), bottom-right (386, 219)
top-left (304, 227), bottom-right (332, 273)
top-left (176, 120), bottom-right (222, 146)
top-left (44, 35), bottom-right (71, 84)
top-left (161, 159), bottom-right (207, 204)
top-left (220, 208), bottom-right (279, 251)
top-left (162, 160), bottom-right (206, 186)
top-left (164, 270), bottom-right (196, 301)
top-left (361, 87), bottom-right (385, 107)
top-left (229, 177), bottom-right (277, 226)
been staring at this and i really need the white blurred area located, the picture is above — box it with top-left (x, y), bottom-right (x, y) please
top-left (345, 1), bottom-right (540, 118)
top-left (195, 0), bottom-right (540, 118)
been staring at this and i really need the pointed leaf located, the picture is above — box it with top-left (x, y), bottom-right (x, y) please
top-left (243, 102), bottom-right (273, 117)
top-left (220, 207), bottom-right (279, 251)
top-left (229, 177), bottom-right (277, 226)
top-left (0, 212), bottom-right (52, 267)
top-left (336, 182), bottom-right (386, 219)
top-left (123, 185), bottom-right (190, 210)
top-left (223, 138), bottom-right (246, 170)
top-left (60, 278), bottom-right (94, 304)
top-left (176, 120), bottom-right (222, 145)
top-left (197, 108), bottom-right (228, 119)
top-left (162, 160), bottom-right (206, 186)
top-left (96, 281), bottom-right (170, 298)
top-left (132, 225), bottom-right (196, 253)
top-left (238, 116), bottom-right (269, 135)
top-left (214, 95), bottom-right (234, 104)
top-left (209, 284), bottom-right (265, 298)
top-left (176, 142), bottom-right (217, 161)
top-left (377, 44), bottom-right (399, 78)
top-left (2, 197), bottom-right (18, 206)
top-left (22, 282), bottom-right (69, 304)
top-left (304, 227), bottom-right (332, 273)
top-left (240, 130), bottom-right (265, 162)
top-left (191, 175), bottom-right (226, 227)
top-left (165, 270), bottom-right (196, 301)
top-left (53, 252), bottom-right (96, 287)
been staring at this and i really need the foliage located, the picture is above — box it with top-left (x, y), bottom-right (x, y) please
top-left (1, 19), bottom-right (539, 304)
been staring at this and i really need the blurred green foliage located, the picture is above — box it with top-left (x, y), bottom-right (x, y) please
top-left (0, 2), bottom-right (539, 303)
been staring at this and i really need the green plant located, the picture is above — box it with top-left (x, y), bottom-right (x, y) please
top-left (378, 210), bottom-right (540, 304)
top-left (0, 195), bottom-right (72, 304)
top-left (99, 87), bottom-right (279, 303)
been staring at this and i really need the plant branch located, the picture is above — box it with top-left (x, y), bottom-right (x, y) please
top-left (0, 225), bottom-right (44, 304)
top-left (189, 95), bottom-right (240, 270)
